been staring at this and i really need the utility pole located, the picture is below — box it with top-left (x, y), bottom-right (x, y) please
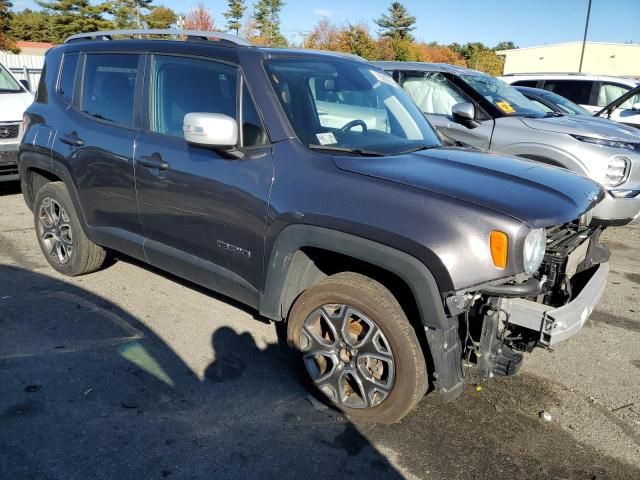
top-left (578, 0), bottom-right (592, 72)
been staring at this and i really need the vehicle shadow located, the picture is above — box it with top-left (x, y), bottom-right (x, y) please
top-left (0, 265), bottom-right (402, 479)
top-left (0, 181), bottom-right (21, 196)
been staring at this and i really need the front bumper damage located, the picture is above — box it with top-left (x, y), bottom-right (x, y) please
top-left (505, 262), bottom-right (608, 345)
top-left (450, 221), bottom-right (610, 383)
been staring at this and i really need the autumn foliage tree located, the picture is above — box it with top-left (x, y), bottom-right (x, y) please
top-left (182, 2), bottom-right (214, 31)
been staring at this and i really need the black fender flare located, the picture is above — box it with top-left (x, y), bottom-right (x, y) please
top-left (19, 152), bottom-right (93, 241)
top-left (259, 224), bottom-right (450, 330)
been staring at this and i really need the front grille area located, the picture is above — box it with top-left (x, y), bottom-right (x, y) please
top-left (0, 123), bottom-right (20, 139)
top-left (0, 163), bottom-right (18, 176)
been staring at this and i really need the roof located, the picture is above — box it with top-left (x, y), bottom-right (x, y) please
top-left (496, 41), bottom-right (640, 54)
top-left (373, 61), bottom-right (482, 75)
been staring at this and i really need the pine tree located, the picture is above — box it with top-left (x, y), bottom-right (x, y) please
top-left (252, 0), bottom-right (286, 47)
top-left (223, 0), bottom-right (245, 35)
top-left (374, 2), bottom-right (416, 41)
top-left (9, 9), bottom-right (55, 42)
top-left (37, 0), bottom-right (113, 43)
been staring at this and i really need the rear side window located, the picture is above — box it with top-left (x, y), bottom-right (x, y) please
top-left (543, 80), bottom-right (592, 105)
top-left (150, 55), bottom-right (237, 138)
top-left (597, 82), bottom-right (631, 107)
top-left (58, 52), bottom-right (79, 103)
top-left (82, 53), bottom-right (139, 127)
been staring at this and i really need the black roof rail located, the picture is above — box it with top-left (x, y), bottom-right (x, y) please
top-left (64, 29), bottom-right (253, 47)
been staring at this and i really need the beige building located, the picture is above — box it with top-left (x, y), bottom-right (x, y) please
top-left (496, 42), bottom-right (640, 77)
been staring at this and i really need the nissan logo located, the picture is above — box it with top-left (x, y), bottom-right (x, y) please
top-left (0, 127), bottom-right (9, 138)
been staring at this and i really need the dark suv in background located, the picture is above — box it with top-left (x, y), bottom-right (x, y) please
top-left (19, 30), bottom-right (609, 423)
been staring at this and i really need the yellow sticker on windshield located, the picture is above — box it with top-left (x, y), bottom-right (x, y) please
top-left (496, 101), bottom-right (515, 113)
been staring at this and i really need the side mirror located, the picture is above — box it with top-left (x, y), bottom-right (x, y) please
top-left (183, 112), bottom-right (242, 158)
top-left (451, 102), bottom-right (480, 129)
top-left (632, 102), bottom-right (640, 112)
top-left (19, 79), bottom-right (30, 91)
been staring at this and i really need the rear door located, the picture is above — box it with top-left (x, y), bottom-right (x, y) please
top-left (134, 53), bottom-right (273, 303)
top-left (398, 71), bottom-right (494, 148)
top-left (53, 51), bottom-right (144, 255)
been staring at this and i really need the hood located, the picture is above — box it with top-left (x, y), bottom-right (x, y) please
top-left (520, 114), bottom-right (640, 142)
top-left (333, 147), bottom-right (603, 229)
top-left (0, 91), bottom-right (33, 122)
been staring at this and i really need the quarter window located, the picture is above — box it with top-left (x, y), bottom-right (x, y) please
top-left (151, 55), bottom-right (237, 138)
top-left (82, 54), bottom-right (139, 126)
top-left (597, 82), bottom-right (631, 107)
top-left (58, 52), bottom-right (79, 102)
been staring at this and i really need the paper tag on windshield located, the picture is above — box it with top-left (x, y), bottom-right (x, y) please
top-left (496, 101), bottom-right (515, 113)
top-left (316, 132), bottom-right (337, 145)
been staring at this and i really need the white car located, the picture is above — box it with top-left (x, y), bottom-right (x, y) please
top-left (0, 61), bottom-right (33, 182)
top-left (499, 73), bottom-right (640, 125)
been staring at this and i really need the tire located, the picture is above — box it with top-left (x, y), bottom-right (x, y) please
top-left (287, 272), bottom-right (428, 424)
top-left (33, 182), bottom-right (107, 276)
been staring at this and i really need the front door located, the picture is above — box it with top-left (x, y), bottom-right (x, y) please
top-left (398, 71), bottom-right (493, 149)
top-left (134, 54), bottom-right (273, 303)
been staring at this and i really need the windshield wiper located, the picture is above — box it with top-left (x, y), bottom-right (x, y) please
top-left (394, 144), bottom-right (441, 155)
top-left (308, 144), bottom-right (386, 156)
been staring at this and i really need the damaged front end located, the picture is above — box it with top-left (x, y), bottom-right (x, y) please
top-left (446, 221), bottom-right (610, 381)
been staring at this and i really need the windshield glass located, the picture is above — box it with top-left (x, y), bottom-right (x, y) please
top-left (264, 58), bottom-right (441, 155)
top-left (540, 90), bottom-right (591, 116)
top-left (460, 73), bottom-right (545, 118)
top-left (0, 64), bottom-right (22, 93)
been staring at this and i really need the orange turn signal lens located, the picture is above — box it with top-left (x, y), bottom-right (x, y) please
top-left (490, 231), bottom-right (508, 269)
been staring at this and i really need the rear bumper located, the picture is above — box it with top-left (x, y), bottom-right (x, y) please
top-left (505, 262), bottom-right (609, 345)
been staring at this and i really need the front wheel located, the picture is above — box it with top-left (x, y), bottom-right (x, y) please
top-left (287, 272), bottom-right (428, 423)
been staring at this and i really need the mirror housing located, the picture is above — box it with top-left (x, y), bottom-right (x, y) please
top-left (19, 79), bottom-right (30, 91)
top-left (183, 113), bottom-right (242, 158)
top-left (632, 102), bottom-right (640, 112)
top-left (451, 102), bottom-right (480, 129)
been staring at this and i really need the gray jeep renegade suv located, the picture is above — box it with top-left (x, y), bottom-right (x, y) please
top-left (19, 30), bottom-right (609, 423)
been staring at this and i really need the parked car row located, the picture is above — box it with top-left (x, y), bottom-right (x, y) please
top-left (13, 29), bottom-right (638, 423)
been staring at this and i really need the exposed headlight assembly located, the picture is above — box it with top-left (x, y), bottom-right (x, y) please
top-left (605, 156), bottom-right (630, 187)
top-left (523, 228), bottom-right (546, 274)
top-left (571, 134), bottom-right (640, 153)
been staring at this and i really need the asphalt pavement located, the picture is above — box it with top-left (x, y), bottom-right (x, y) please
top-left (1, 181), bottom-right (639, 479)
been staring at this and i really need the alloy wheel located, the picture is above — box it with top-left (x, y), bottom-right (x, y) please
top-left (38, 197), bottom-right (73, 265)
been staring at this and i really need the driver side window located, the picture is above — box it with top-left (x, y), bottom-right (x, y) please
top-left (400, 72), bottom-right (466, 116)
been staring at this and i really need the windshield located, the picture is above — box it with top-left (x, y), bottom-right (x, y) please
top-left (460, 73), bottom-right (545, 118)
top-left (0, 64), bottom-right (22, 93)
top-left (540, 90), bottom-right (591, 116)
top-left (264, 58), bottom-right (441, 155)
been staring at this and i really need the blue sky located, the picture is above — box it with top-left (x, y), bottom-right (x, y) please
top-left (16, 0), bottom-right (640, 48)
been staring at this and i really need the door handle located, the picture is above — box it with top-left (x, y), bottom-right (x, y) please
top-left (59, 132), bottom-right (84, 147)
top-left (137, 153), bottom-right (169, 171)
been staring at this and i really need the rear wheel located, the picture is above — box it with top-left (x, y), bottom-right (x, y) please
top-left (34, 182), bottom-right (107, 276)
top-left (287, 272), bottom-right (428, 423)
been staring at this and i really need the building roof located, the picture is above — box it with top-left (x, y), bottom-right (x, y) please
top-left (496, 41), bottom-right (639, 55)
top-left (16, 41), bottom-right (56, 50)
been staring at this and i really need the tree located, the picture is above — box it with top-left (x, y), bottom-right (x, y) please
top-left (223, 0), bottom-right (245, 35)
top-left (252, 0), bottom-right (286, 47)
top-left (494, 41), bottom-right (517, 51)
top-left (107, 0), bottom-right (154, 29)
top-left (374, 2), bottom-right (416, 41)
top-left (0, 0), bottom-right (19, 52)
top-left (182, 2), bottom-right (214, 31)
top-left (37, 0), bottom-right (113, 43)
top-left (145, 5), bottom-right (176, 29)
top-left (448, 41), bottom-right (504, 75)
top-left (8, 9), bottom-right (54, 42)
top-left (303, 18), bottom-right (339, 50)
top-left (339, 24), bottom-right (376, 59)
top-left (411, 43), bottom-right (466, 66)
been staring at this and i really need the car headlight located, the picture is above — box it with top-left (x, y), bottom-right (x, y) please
top-left (605, 156), bottom-right (630, 187)
top-left (523, 228), bottom-right (546, 274)
top-left (571, 134), bottom-right (640, 153)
